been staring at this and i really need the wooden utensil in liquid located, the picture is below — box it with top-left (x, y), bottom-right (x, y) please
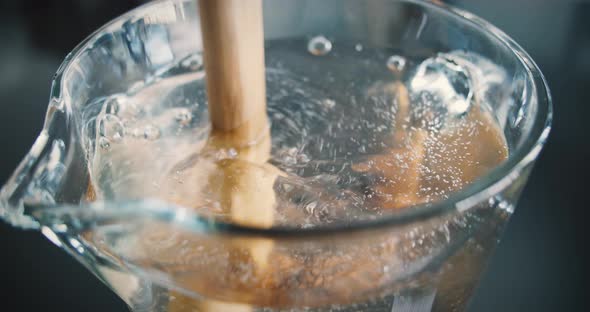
top-left (169, 1), bottom-right (276, 310)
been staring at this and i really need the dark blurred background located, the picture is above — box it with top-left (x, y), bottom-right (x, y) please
top-left (0, 0), bottom-right (587, 311)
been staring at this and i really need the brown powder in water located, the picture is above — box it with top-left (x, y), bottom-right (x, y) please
top-left (85, 82), bottom-right (508, 310)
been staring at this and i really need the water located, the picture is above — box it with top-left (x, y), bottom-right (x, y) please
top-left (85, 45), bottom-right (507, 227)
top-left (58, 40), bottom-right (509, 311)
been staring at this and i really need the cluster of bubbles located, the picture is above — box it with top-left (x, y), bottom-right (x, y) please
top-left (307, 36), bottom-right (407, 76)
top-left (92, 100), bottom-right (196, 151)
top-left (86, 51), bottom-right (207, 152)
top-left (92, 37), bottom-right (412, 155)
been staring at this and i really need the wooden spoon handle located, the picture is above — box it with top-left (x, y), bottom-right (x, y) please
top-left (199, 0), bottom-right (268, 145)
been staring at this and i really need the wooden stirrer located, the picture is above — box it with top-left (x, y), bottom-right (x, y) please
top-left (200, 0), bottom-right (268, 146)
top-left (169, 1), bottom-right (275, 310)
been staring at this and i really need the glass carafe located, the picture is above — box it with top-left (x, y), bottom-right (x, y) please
top-left (0, 0), bottom-right (551, 311)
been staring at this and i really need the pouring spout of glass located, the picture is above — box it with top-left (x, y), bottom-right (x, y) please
top-left (0, 104), bottom-right (70, 230)
top-left (0, 0), bottom-right (203, 230)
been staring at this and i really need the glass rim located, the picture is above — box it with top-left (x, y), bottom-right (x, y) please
top-left (47, 0), bottom-right (552, 237)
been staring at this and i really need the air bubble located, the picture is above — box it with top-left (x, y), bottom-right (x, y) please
top-left (307, 36), bottom-right (332, 56)
top-left (98, 137), bottom-right (111, 150)
top-left (175, 109), bottom-right (193, 126)
top-left (387, 55), bottom-right (407, 73)
top-left (355, 44), bottom-right (363, 52)
top-left (322, 99), bottom-right (336, 109)
top-left (98, 114), bottom-right (124, 142)
top-left (497, 200), bottom-right (514, 213)
top-left (227, 148), bottom-right (238, 158)
top-left (143, 125), bottom-right (161, 140)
